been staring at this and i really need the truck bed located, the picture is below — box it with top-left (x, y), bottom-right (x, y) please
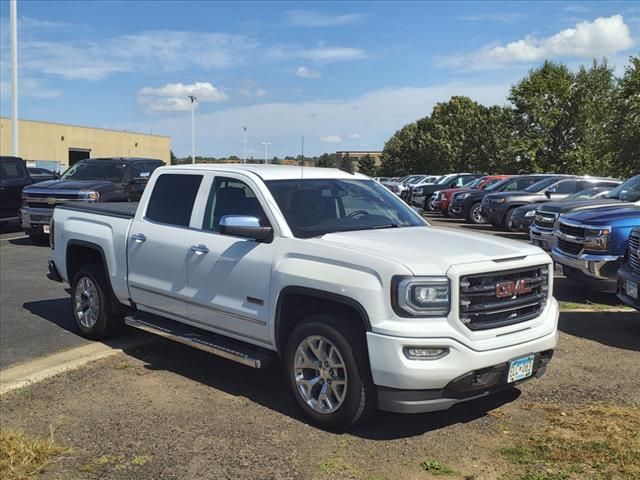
top-left (58, 201), bottom-right (138, 219)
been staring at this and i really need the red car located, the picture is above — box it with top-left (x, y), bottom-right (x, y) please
top-left (433, 175), bottom-right (511, 215)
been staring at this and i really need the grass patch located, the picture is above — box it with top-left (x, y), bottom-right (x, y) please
top-left (421, 459), bottom-right (456, 476)
top-left (500, 403), bottom-right (640, 479)
top-left (0, 427), bottom-right (69, 480)
top-left (559, 301), bottom-right (632, 312)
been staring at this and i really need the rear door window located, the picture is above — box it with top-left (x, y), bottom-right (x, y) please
top-left (146, 174), bottom-right (203, 227)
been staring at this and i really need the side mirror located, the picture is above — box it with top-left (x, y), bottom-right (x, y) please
top-left (219, 215), bottom-right (272, 241)
top-left (544, 189), bottom-right (552, 198)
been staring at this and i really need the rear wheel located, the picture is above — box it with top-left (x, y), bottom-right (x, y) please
top-left (467, 203), bottom-right (486, 224)
top-left (284, 315), bottom-right (376, 431)
top-left (71, 265), bottom-right (123, 340)
top-left (503, 208), bottom-right (518, 231)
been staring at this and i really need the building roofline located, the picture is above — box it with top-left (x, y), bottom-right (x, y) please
top-left (0, 116), bottom-right (171, 139)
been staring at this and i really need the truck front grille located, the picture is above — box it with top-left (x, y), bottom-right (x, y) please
top-left (25, 194), bottom-right (80, 209)
top-left (534, 212), bottom-right (557, 230)
top-left (559, 222), bottom-right (585, 238)
top-left (557, 238), bottom-right (583, 257)
top-left (459, 265), bottom-right (549, 331)
top-left (629, 230), bottom-right (640, 273)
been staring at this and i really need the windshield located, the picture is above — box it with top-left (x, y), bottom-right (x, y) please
top-left (407, 175), bottom-right (426, 184)
top-left (524, 177), bottom-right (561, 193)
top-left (266, 179), bottom-right (426, 238)
top-left (605, 176), bottom-right (640, 201)
top-left (61, 161), bottom-right (125, 182)
top-left (485, 178), bottom-right (512, 192)
top-left (466, 177), bottom-right (485, 189)
top-left (565, 187), bottom-right (609, 201)
top-left (436, 174), bottom-right (455, 185)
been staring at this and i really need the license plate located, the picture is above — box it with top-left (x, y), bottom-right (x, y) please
top-left (43, 225), bottom-right (50, 234)
top-left (508, 355), bottom-right (535, 383)
top-left (626, 280), bottom-right (638, 300)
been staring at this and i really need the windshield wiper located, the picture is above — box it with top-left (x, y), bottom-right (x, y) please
top-left (370, 223), bottom-right (402, 230)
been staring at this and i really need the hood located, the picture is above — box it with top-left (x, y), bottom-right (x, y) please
top-left (537, 198), bottom-right (623, 214)
top-left (515, 204), bottom-right (539, 213)
top-left (563, 206), bottom-right (640, 227)
top-left (312, 226), bottom-right (543, 276)
top-left (24, 179), bottom-right (115, 192)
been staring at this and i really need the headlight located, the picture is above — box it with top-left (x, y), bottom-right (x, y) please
top-left (492, 197), bottom-right (506, 203)
top-left (80, 191), bottom-right (100, 202)
top-left (458, 192), bottom-right (471, 200)
top-left (525, 210), bottom-right (536, 217)
top-left (583, 227), bottom-right (610, 252)
top-left (414, 187), bottom-right (423, 195)
top-left (392, 276), bottom-right (450, 317)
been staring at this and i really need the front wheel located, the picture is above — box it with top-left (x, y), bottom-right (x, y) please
top-left (467, 203), bottom-right (486, 224)
top-left (284, 316), bottom-right (376, 431)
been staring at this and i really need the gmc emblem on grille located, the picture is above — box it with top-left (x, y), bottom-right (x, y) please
top-left (495, 279), bottom-right (533, 298)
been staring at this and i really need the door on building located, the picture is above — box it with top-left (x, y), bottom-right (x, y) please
top-left (68, 148), bottom-right (91, 166)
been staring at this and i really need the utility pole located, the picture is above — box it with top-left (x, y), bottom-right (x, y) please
top-left (243, 126), bottom-right (247, 163)
top-left (262, 142), bottom-right (271, 164)
top-left (188, 95), bottom-right (197, 164)
top-left (10, 0), bottom-right (19, 156)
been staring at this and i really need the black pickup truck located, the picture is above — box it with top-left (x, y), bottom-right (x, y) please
top-left (1, 156), bottom-right (33, 224)
top-left (20, 157), bottom-right (163, 241)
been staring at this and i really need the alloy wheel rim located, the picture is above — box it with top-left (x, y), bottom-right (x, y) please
top-left (74, 276), bottom-right (99, 328)
top-left (472, 205), bottom-right (484, 223)
top-left (294, 335), bottom-right (348, 414)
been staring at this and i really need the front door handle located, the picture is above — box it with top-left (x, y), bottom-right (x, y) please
top-left (131, 233), bottom-right (146, 243)
top-left (190, 244), bottom-right (209, 255)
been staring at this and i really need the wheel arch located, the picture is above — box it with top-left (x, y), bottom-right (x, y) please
top-left (274, 286), bottom-right (372, 356)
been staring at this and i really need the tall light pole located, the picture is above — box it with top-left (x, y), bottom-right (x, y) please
top-left (188, 94), bottom-right (197, 164)
top-left (262, 142), bottom-right (271, 164)
top-left (10, 0), bottom-right (19, 156)
top-left (243, 126), bottom-right (247, 164)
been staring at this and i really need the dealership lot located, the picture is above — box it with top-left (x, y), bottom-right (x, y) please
top-left (1, 214), bottom-right (638, 479)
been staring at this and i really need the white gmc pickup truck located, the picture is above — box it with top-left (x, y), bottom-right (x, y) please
top-left (48, 164), bottom-right (558, 430)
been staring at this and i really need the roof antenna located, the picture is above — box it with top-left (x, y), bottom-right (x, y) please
top-left (300, 135), bottom-right (304, 179)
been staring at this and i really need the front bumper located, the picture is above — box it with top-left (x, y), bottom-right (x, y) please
top-left (617, 263), bottom-right (640, 310)
top-left (367, 299), bottom-right (559, 413)
top-left (20, 207), bottom-right (53, 232)
top-left (552, 248), bottom-right (622, 291)
top-left (529, 226), bottom-right (555, 251)
top-left (510, 215), bottom-right (534, 232)
top-left (483, 203), bottom-right (509, 225)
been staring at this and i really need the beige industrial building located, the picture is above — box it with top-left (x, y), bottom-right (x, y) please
top-left (0, 117), bottom-right (171, 169)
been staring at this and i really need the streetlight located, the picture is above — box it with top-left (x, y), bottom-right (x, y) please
top-left (243, 126), bottom-right (247, 164)
top-left (262, 142), bottom-right (272, 164)
top-left (187, 94), bottom-right (197, 164)
top-left (10, 0), bottom-right (18, 156)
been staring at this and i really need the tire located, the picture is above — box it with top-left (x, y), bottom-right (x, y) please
top-left (27, 233), bottom-right (49, 245)
top-left (284, 315), bottom-right (376, 431)
top-left (70, 264), bottom-right (123, 340)
top-left (467, 203), bottom-right (486, 224)
top-left (425, 195), bottom-right (436, 211)
top-left (503, 208), bottom-right (518, 232)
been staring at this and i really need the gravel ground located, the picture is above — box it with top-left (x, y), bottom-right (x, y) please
top-left (1, 311), bottom-right (638, 480)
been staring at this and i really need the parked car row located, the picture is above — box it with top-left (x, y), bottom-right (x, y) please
top-left (0, 156), bottom-right (164, 241)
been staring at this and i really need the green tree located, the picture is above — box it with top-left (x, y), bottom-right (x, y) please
top-left (607, 56), bottom-right (640, 177)
top-left (317, 153), bottom-right (336, 168)
top-left (357, 154), bottom-right (377, 176)
top-left (379, 122), bottom-right (420, 175)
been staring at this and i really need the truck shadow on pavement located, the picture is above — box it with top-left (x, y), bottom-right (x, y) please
top-left (119, 337), bottom-right (520, 440)
top-left (559, 311), bottom-right (640, 352)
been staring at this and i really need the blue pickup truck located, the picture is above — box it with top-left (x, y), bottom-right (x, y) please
top-left (617, 227), bottom-right (640, 310)
top-left (552, 206), bottom-right (640, 292)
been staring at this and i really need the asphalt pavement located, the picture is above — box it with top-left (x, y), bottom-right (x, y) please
top-left (0, 221), bottom-right (90, 369)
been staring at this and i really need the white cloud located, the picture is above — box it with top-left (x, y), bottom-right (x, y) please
top-left (3, 31), bottom-right (257, 81)
top-left (255, 88), bottom-right (267, 97)
top-left (441, 15), bottom-right (635, 70)
top-left (270, 46), bottom-right (366, 64)
top-left (285, 10), bottom-right (365, 27)
top-left (321, 135), bottom-right (343, 143)
top-left (131, 81), bottom-right (511, 157)
top-left (459, 13), bottom-right (526, 23)
top-left (348, 133), bottom-right (361, 139)
top-left (138, 82), bottom-right (228, 112)
top-left (0, 77), bottom-right (62, 99)
top-left (296, 66), bottom-right (322, 79)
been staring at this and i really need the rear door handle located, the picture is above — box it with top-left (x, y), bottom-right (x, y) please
top-left (190, 244), bottom-right (209, 255)
top-left (131, 233), bottom-right (146, 243)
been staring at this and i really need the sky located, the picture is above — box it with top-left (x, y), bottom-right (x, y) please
top-left (0, 1), bottom-right (638, 159)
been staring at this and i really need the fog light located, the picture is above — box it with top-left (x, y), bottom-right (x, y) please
top-left (403, 347), bottom-right (449, 360)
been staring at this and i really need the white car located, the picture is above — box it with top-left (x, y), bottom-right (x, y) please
top-left (48, 164), bottom-right (558, 430)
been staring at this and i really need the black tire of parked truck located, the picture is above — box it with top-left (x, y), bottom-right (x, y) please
top-left (23, 228), bottom-right (49, 245)
top-left (70, 265), bottom-right (123, 340)
top-left (284, 315), bottom-right (377, 431)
